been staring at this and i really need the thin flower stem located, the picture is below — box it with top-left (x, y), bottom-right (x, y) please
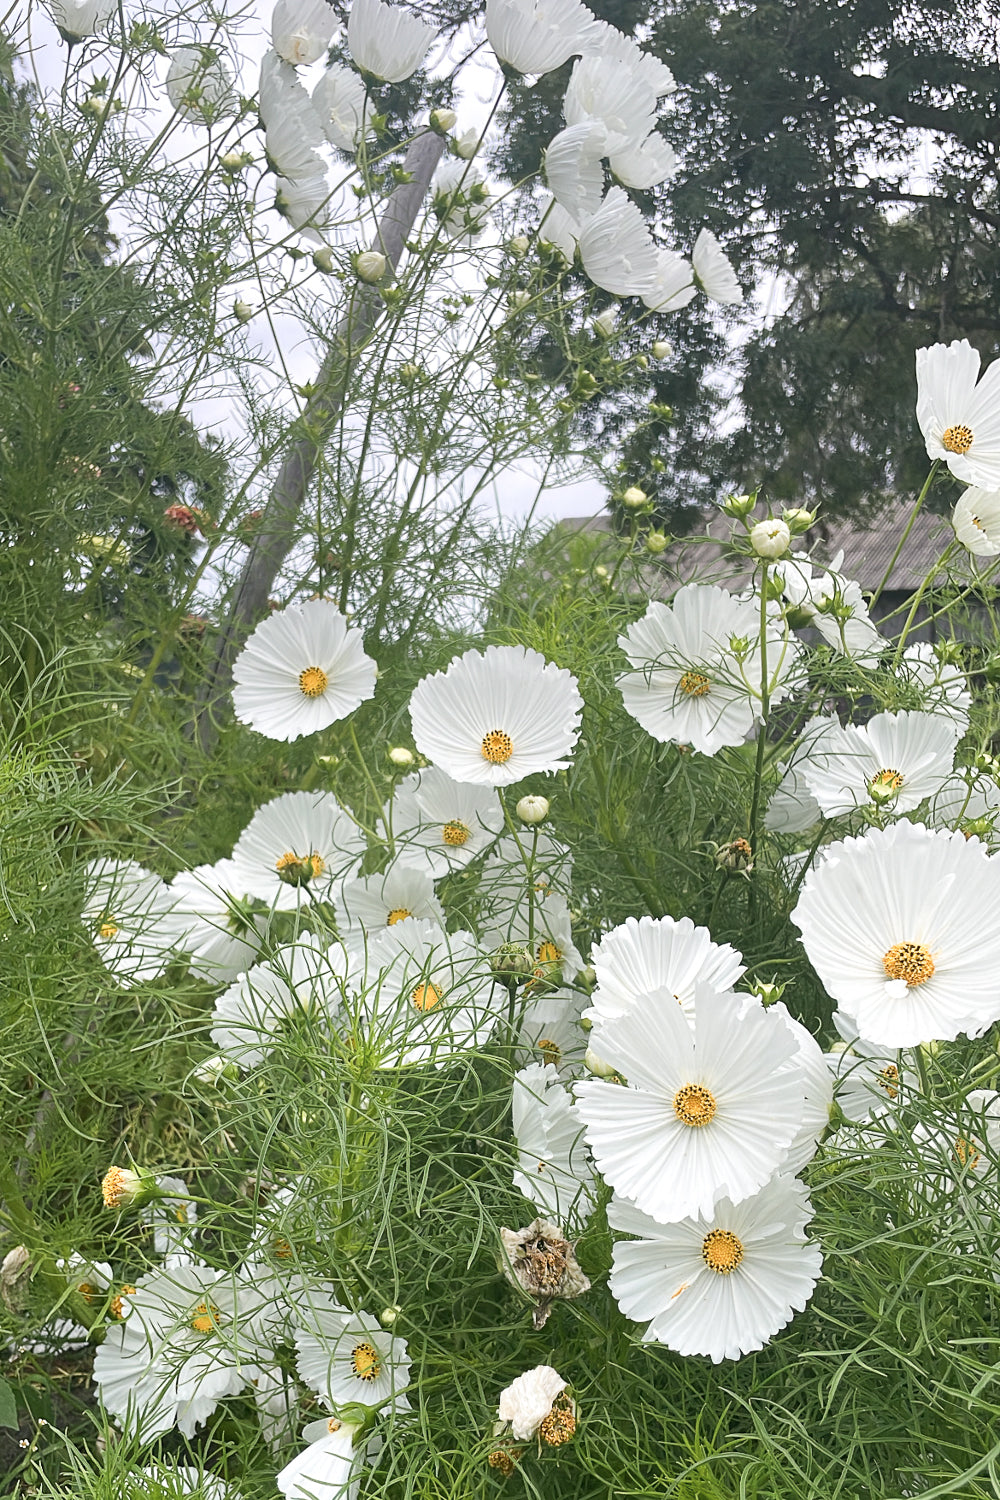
top-left (891, 542), bottom-right (957, 664)
top-left (870, 460), bottom-right (940, 607)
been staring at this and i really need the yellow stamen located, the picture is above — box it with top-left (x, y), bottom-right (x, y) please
top-left (190, 1299), bottom-right (220, 1335)
top-left (952, 1136), bottom-right (981, 1171)
top-left (481, 728), bottom-right (514, 764)
top-left (702, 1227), bottom-right (744, 1273)
top-left (98, 920), bottom-right (119, 940)
top-left (412, 981), bottom-right (443, 1012)
top-left (274, 850), bottom-right (326, 886)
top-left (350, 1340), bottom-right (382, 1382)
top-left (673, 1083), bottom-right (717, 1127)
top-left (871, 768), bottom-right (904, 792)
top-left (77, 1281), bottom-right (98, 1303)
top-left (539, 1396), bottom-right (576, 1447)
top-left (110, 1285), bottom-right (136, 1319)
top-left (538, 1038), bottom-right (562, 1067)
top-left (298, 665), bottom-right (329, 698)
top-left (536, 940), bottom-right (562, 966)
top-left (942, 423), bottom-right (973, 455)
top-left (882, 942), bottom-right (935, 987)
top-left (442, 818), bottom-right (471, 847)
top-left (877, 1064), bottom-right (899, 1099)
top-left (386, 906), bottom-right (413, 925)
top-left (679, 670), bottom-right (710, 697)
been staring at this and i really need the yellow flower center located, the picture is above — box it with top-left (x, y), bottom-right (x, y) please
top-left (538, 1037), bottom-right (562, 1067)
top-left (882, 942), bottom-right (935, 987)
top-left (98, 920), bottom-right (119, 940)
top-left (386, 906), bottom-right (412, 925)
top-left (412, 981), bottom-right (443, 1011)
top-left (679, 670), bottom-right (710, 697)
top-left (110, 1285), bottom-right (136, 1319)
top-left (878, 1064), bottom-right (900, 1099)
top-left (100, 1166), bottom-right (130, 1208)
top-left (77, 1281), bottom-right (98, 1303)
top-left (327, 1418), bottom-right (342, 1435)
top-left (536, 940), bottom-right (562, 966)
top-left (298, 665), bottom-right (329, 698)
top-left (190, 1299), bottom-right (220, 1335)
top-left (273, 1236), bottom-right (293, 1259)
top-left (952, 1136), bottom-right (982, 1171)
top-left (942, 423), bottom-right (974, 455)
top-left (871, 768), bottom-right (904, 792)
top-left (673, 1083), bottom-right (717, 1127)
top-left (351, 1340), bottom-right (382, 1382)
top-left (488, 1451), bottom-right (518, 1477)
top-left (701, 1227), bottom-right (744, 1274)
top-left (274, 850), bottom-right (326, 886)
top-left (442, 818), bottom-right (471, 847)
top-left (481, 728), bottom-right (514, 764)
top-left (539, 1396), bottom-right (576, 1447)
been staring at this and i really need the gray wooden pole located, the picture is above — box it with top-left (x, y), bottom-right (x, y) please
top-left (193, 128), bottom-right (446, 753)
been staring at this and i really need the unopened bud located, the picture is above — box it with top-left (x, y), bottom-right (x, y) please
top-left (509, 234), bottom-right (530, 257)
top-left (749, 518), bottom-right (791, 559)
top-left (584, 1046), bottom-right (619, 1079)
top-left (652, 339), bottom-right (672, 360)
top-left (233, 299), bottom-right (253, 323)
top-left (782, 506), bottom-right (816, 535)
top-left (592, 304), bottom-right (619, 338)
top-left (621, 486), bottom-right (648, 509)
top-left (219, 149), bottom-right (252, 172)
top-left (388, 746), bottom-right (415, 768)
top-left (354, 250), bottom-right (387, 283)
top-left (508, 290), bottom-right (531, 313)
top-left (192, 1054), bottom-right (237, 1087)
top-left (452, 128), bottom-right (478, 159)
top-left (312, 247), bottom-right (335, 273)
top-left (380, 1303), bottom-right (402, 1327)
top-left (429, 107), bottom-right (457, 133)
top-left (722, 492), bottom-right (756, 519)
top-left (516, 795), bottom-right (550, 825)
top-left (747, 979), bottom-right (785, 1004)
top-left (645, 530), bottom-right (669, 555)
top-left (490, 943), bottom-right (534, 980)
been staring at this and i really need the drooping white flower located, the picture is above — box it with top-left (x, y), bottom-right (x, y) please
top-left (275, 172), bottom-right (334, 241)
top-left (170, 859), bottom-right (262, 984)
top-left (610, 131), bottom-right (676, 189)
top-left (642, 249), bottom-right (696, 313)
top-left (293, 1288), bottom-right (411, 1411)
top-left (486, 0), bottom-right (600, 76)
top-left (210, 937), bottom-right (338, 1069)
top-left (166, 46), bottom-right (235, 123)
top-left (578, 186), bottom-right (659, 298)
top-left (277, 1416), bottom-right (364, 1500)
top-left (335, 861), bottom-right (445, 935)
top-left (827, 1013), bottom-right (905, 1124)
top-left (312, 63), bottom-right (371, 152)
top-left (259, 51), bottom-right (326, 183)
top-left (617, 585), bottom-right (801, 756)
top-left (952, 485), bottom-right (1000, 556)
top-left (564, 55), bottom-right (656, 154)
top-left (779, 550), bottom-right (885, 664)
top-left (791, 820), bottom-right (1000, 1046)
top-left (586, 913), bottom-right (745, 1023)
top-left (230, 790), bottom-right (367, 911)
top-left (408, 645), bottom-right (583, 786)
top-left (48, 0), bottom-right (115, 41)
top-left (764, 719), bottom-right (831, 834)
top-left (82, 859), bottom-right (185, 988)
top-left (916, 339), bottom-right (1000, 489)
top-left (347, 0), bottom-right (434, 82)
top-left (497, 1365), bottom-right (568, 1440)
top-left (512, 1063), bottom-right (597, 1225)
top-left (543, 123), bottom-right (608, 223)
top-left (272, 0), bottom-right (338, 66)
top-left (579, 21), bottom-right (675, 99)
top-left (897, 644), bottom-right (971, 732)
top-left (538, 194), bottom-right (579, 263)
top-left (385, 767), bottom-right (503, 877)
top-left (798, 709), bottom-right (959, 817)
top-left (574, 986), bottom-right (803, 1223)
top-left (232, 598), bottom-right (377, 742)
top-left (691, 227), bottom-right (742, 305)
top-left (608, 1174), bottom-right (822, 1361)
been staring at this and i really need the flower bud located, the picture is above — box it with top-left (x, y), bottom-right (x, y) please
top-left (592, 304), bottom-right (619, 338)
top-left (509, 234), bottom-right (530, 257)
top-left (388, 746), bottom-right (415, 768)
top-left (868, 769), bottom-right (903, 806)
top-left (312, 247), bottom-right (335, 273)
top-left (429, 107), bottom-right (457, 133)
top-left (652, 339), bottom-right (672, 360)
top-left (354, 250), bottom-right (387, 284)
top-left (722, 492), bottom-right (756, 519)
top-left (508, 290), bottom-right (531, 313)
top-left (621, 486), bottom-right (648, 509)
top-left (192, 1054), bottom-right (237, 1087)
top-left (101, 1165), bottom-right (158, 1210)
top-left (233, 299), bottom-right (253, 323)
top-left (715, 837), bottom-right (754, 873)
top-left (452, 128), bottom-right (479, 159)
top-left (645, 530), bottom-right (669, 555)
top-left (782, 506), bottom-right (816, 535)
top-left (219, 149), bottom-right (252, 172)
top-left (275, 851), bottom-right (326, 887)
top-left (747, 979), bottom-right (785, 1004)
top-left (380, 1303), bottom-right (402, 1327)
top-left (490, 942), bottom-right (534, 980)
top-left (516, 795), bottom-right (550, 825)
top-left (749, 518), bottom-right (791, 559)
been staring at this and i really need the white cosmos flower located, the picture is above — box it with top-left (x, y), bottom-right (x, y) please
top-left (137, 1466), bottom-right (236, 1500)
top-left (347, 0), bottom-right (434, 82)
top-left (538, 195), bottom-right (579, 262)
top-left (578, 186), bottom-right (659, 297)
top-left (564, 55), bottom-right (656, 154)
top-left (691, 227), bottom-right (742, 305)
top-left (769, 1001), bottom-right (834, 1174)
top-left (171, 859), bottom-right (262, 984)
top-left (516, 986), bottom-right (589, 1076)
top-left (513, 1063), bottom-right (597, 1225)
top-left (497, 1365), bottom-right (568, 1440)
top-left (146, 1175), bottom-right (199, 1261)
top-left (608, 1174), bottom-right (822, 1362)
top-left (230, 790), bottom-right (367, 911)
top-left (259, 51), bottom-right (326, 182)
top-left (277, 1416), bottom-right (364, 1500)
top-left (574, 985), bottom-right (803, 1223)
top-left (210, 937), bottom-right (338, 1069)
top-left (916, 339), bottom-right (1000, 489)
top-left (352, 920), bottom-right (500, 1067)
top-left (49, 0), bottom-right (115, 39)
top-left (952, 485), bottom-right (1000, 556)
top-left (618, 585), bottom-right (801, 756)
top-left (579, 21), bottom-right (675, 99)
top-left (232, 598), bottom-right (377, 742)
top-left (779, 551), bottom-right (885, 665)
top-left (272, 0), bottom-right (338, 66)
top-left (92, 1264), bottom-right (256, 1440)
top-left (764, 719), bottom-right (833, 834)
top-left (897, 644), bottom-right (971, 732)
top-left (928, 769), bottom-right (1000, 841)
top-left (313, 64), bottom-right (371, 152)
top-left (827, 1013), bottom-right (905, 1124)
top-left (798, 709), bottom-right (959, 817)
top-left (409, 644), bottom-right (582, 786)
top-left (276, 173), bottom-right (334, 240)
top-left (336, 860), bottom-right (444, 935)
top-left (791, 820), bottom-right (1000, 1046)
top-left (910, 1089), bottom-right (1000, 1203)
top-left (166, 46), bottom-right (235, 123)
top-left (544, 123), bottom-right (608, 222)
top-left (385, 767), bottom-right (503, 877)
top-left (610, 131), bottom-right (676, 190)
top-left (293, 1288), bottom-right (411, 1411)
top-left (642, 249), bottom-right (696, 312)
top-left (486, 0), bottom-right (601, 76)
top-left (83, 859), bottom-right (186, 987)
top-left (587, 913), bottom-right (745, 1023)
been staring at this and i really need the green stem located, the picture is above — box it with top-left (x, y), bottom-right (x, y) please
top-left (892, 542), bottom-right (957, 664)
top-left (870, 461), bottom-right (940, 608)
